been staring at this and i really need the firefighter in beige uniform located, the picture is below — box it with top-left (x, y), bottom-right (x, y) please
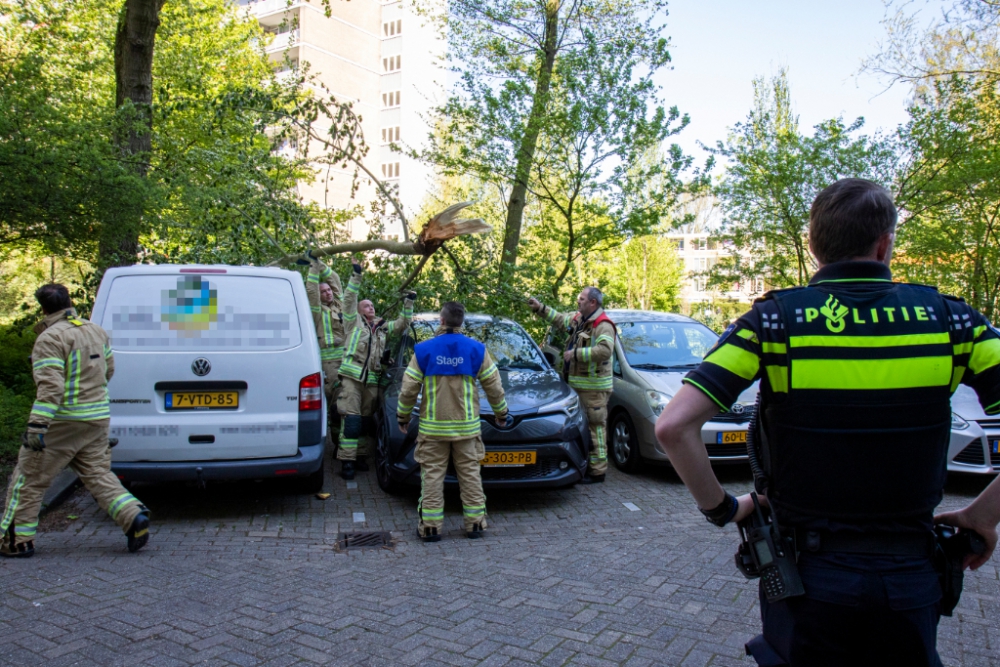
top-left (1, 284), bottom-right (149, 558)
top-left (337, 259), bottom-right (415, 479)
top-left (396, 301), bottom-right (510, 541)
top-left (303, 254), bottom-right (345, 432)
top-left (529, 287), bottom-right (615, 483)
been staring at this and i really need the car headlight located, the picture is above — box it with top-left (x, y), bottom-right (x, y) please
top-left (543, 393), bottom-right (580, 417)
top-left (951, 412), bottom-right (970, 430)
top-left (646, 390), bottom-right (671, 416)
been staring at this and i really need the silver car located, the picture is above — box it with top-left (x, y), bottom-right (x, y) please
top-left (605, 310), bottom-right (758, 473)
top-left (948, 384), bottom-right (1000, 474)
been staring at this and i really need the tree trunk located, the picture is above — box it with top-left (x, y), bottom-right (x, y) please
top-left (501, 0), bottom-right (559, 267)
top-left (100, 0), bottom-right (165, 270)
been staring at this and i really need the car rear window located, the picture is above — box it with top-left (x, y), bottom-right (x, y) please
top-left (101, 274), bottom-right (302, 351)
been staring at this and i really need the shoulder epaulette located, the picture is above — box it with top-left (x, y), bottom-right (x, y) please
top-left (904, 282), bottom-right (942, 294)
top-left (755, 286), bottom-right (806, 304)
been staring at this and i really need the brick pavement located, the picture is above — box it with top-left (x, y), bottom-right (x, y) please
top-left (1, 463), bottom-right (998, 666)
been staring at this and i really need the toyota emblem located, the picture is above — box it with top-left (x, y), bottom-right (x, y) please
top-left (191, 358), bottom-right (212, 377)
top-left (731, 402), bottom-right (745, 415)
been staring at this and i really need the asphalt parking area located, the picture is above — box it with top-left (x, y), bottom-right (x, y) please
top-left (1, 462), bottom-right (998, 666)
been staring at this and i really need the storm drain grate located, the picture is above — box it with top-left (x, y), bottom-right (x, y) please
top-left (335, 531), bottom-right (393, 551)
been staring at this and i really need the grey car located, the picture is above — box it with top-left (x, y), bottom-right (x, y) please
top-left (605, 310), bottom-right (758, 473)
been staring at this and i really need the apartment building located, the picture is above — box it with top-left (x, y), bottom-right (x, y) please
top-left (239, 0), bottom-right (439, 240)
top-left (666, 232), bottom-right (762, 304)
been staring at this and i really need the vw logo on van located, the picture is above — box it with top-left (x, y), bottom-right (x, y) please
top-left (731, 402), bottom-right (745, 415)
top-left (191, 358), bottom-right (212, 377)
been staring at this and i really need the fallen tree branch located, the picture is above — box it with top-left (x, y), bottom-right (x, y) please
top-left (269, 202), bottom-right (490, 267)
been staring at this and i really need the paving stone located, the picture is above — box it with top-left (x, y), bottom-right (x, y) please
top-left (0, 466), bottom-right (996, 665)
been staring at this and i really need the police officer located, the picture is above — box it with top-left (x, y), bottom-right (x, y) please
top-left (302, 253), bottom-right (345, 442)
top-left (337, 258), bottom-right (415, 479)
top-left (396, 301), bottom-right (509, 541)
top-left (654, 178), bottom-right (1000, 666)
top-left (529, 289), bottom-right (615, 483)
top-left (1, 284), bottom-right (150, 558)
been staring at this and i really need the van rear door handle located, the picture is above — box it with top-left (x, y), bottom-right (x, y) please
top-left (188, 435), bottom-right (215, 444)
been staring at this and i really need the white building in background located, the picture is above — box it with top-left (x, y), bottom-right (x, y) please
top-left (239, 0), bottom-right (440, 240)
top-left (666, 232), bottom-right (763, 305)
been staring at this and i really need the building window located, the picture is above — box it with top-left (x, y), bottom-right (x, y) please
top-left (381, 162), bottom-right (400, 179)
top-left (383, 55), bottom-right (401, 72)
top-left (382, 90), bottom-right (401, 108)
top-left (383, 19), bottom-right (402, 36)
top-left (381, 126), bottom-right (401, 144)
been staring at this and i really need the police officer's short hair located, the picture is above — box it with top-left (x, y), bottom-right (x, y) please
top-left (810, 179), bottom-right (897, 264)
top-left (441, 301), bottom-right (465, 328)
top-left (35, 283), bottom-right (71, 314)
top-left (584, 287), bottom-right (603, 308)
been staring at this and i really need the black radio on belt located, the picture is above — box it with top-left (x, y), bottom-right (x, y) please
top-left (735, 493), bottom-right (805, 603)
top-left (935, 524), bottom-right (987, 616)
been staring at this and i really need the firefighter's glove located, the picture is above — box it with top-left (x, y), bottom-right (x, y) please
top-left (404, 291), bottom-right (417, 301)
top-left (294, 254), bottom-right (312, 266)
top-left (351, 259), bottom-right (363, 274)
top-left (108, 438), bottom-right (120, 449)
top-left (21, 429), bottom-right (46, 452)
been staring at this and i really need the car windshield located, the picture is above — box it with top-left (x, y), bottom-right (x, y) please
top-left (618, 321), bottom-right (718, 369)
top-left (409, 320), bottom-right (548, 372)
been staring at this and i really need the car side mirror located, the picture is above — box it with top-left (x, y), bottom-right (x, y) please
top-left (543, 351), bottom-right (556, 366)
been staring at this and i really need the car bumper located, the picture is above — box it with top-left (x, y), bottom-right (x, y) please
top-left (635, 414), bottom-right (750, 465)
top-left (947, 427), bottom-right (1000, 474)
top-left (111, 443), bottom-right (325, 482)
top-left (389, 441), bottom-right (586, 489)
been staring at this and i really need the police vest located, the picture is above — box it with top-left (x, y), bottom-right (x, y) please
top-left (761, 282), bottom-right (953, 525)
top-left (415, 332), bottom-right (485, 378)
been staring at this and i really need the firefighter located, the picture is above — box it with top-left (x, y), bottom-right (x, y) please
top-left (337, 258), bottom-right (415, 480)
top-left (1, 284), bottom-right (150, 558)
top-left (528, 289), bottom-right (615, 484)
top-left (396, 301), bottom-right (510, 541)
top-left (655, 179), bottom-right (1000, 666)
top-left (301, 252), bottom-right (345, 444)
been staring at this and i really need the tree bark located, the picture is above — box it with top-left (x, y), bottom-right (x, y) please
top-left (501, 0), bottom-right (559, 267)
top-left (100, 0), bottom-right (165, 270)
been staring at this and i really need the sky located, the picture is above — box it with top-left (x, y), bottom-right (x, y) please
top-left (658, 0), bottom-right (915, 163)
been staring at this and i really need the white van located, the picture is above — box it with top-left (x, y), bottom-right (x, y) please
top-left (91, 265), bottom-right (326, 493)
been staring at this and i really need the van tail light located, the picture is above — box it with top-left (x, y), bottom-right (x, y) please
top-left (299, 373), bottom-right (322, 411)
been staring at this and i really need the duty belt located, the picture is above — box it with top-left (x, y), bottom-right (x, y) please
top-left (793, 529), bottom-right (935, 558)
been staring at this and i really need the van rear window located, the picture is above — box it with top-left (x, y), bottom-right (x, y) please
top-left (102, 274), bottom-right (302, 351)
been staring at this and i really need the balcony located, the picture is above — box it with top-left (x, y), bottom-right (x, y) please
top-left (266, 29), bottom-right (300, 53)
top-left (243, 0), bottom-right (303, 18)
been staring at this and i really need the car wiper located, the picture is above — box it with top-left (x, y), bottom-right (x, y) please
top-left (632, 363), bottom-right (700, 371)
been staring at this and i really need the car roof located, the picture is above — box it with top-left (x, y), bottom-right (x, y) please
top-left (412, 312), bottom-right (521, 327)
top-left (605, 309), bottom-right (701, 324)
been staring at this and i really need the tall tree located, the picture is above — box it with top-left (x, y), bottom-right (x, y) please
top-left (419, 0), bottom-right (674, 268)
top-left (864, 0), bottom-right (1000, 90)
top-left (895, 76), bottom-right (1000, 320)
top-left (590, 234), bottom-right (684, 311)
top-left (709, 71), bottom-right (898, 290)
top-left (100, 0), bottom-right (165, 269)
